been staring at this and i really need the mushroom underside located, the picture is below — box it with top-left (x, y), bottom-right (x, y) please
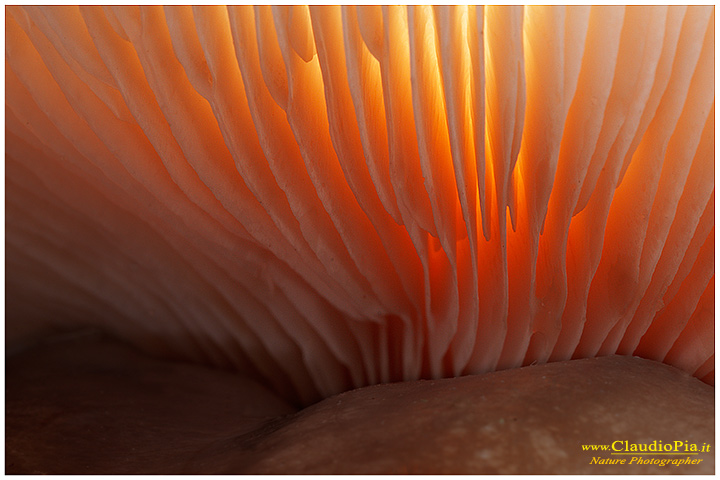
top-left (4, 4), bottom-right (716, 474)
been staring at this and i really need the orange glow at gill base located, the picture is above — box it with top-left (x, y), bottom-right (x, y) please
top-left (5, 5), bottom-right (714, 406)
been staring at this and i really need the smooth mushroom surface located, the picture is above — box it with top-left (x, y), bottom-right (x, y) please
top-left (5, 4), bottom-right (715, 474)
top-left (6, 331), bottom-right (714, 474)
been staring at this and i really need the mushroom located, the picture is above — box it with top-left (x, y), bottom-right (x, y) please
top-left (5, 4), bottom-right (714, 474)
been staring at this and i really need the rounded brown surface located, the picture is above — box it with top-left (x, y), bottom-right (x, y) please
top-left (214, 355), bottom-right (714, 474)
top-left (5, 331), bottom-right (297, 474)
top-left (6, 332), bottom-right (713, 474)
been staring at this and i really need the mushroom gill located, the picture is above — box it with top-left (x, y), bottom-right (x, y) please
top-left (5, 4), bottom-right (714, 410)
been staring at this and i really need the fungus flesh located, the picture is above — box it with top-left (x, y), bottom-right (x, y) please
top-left (4, 5), bottom-right (715, 474)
